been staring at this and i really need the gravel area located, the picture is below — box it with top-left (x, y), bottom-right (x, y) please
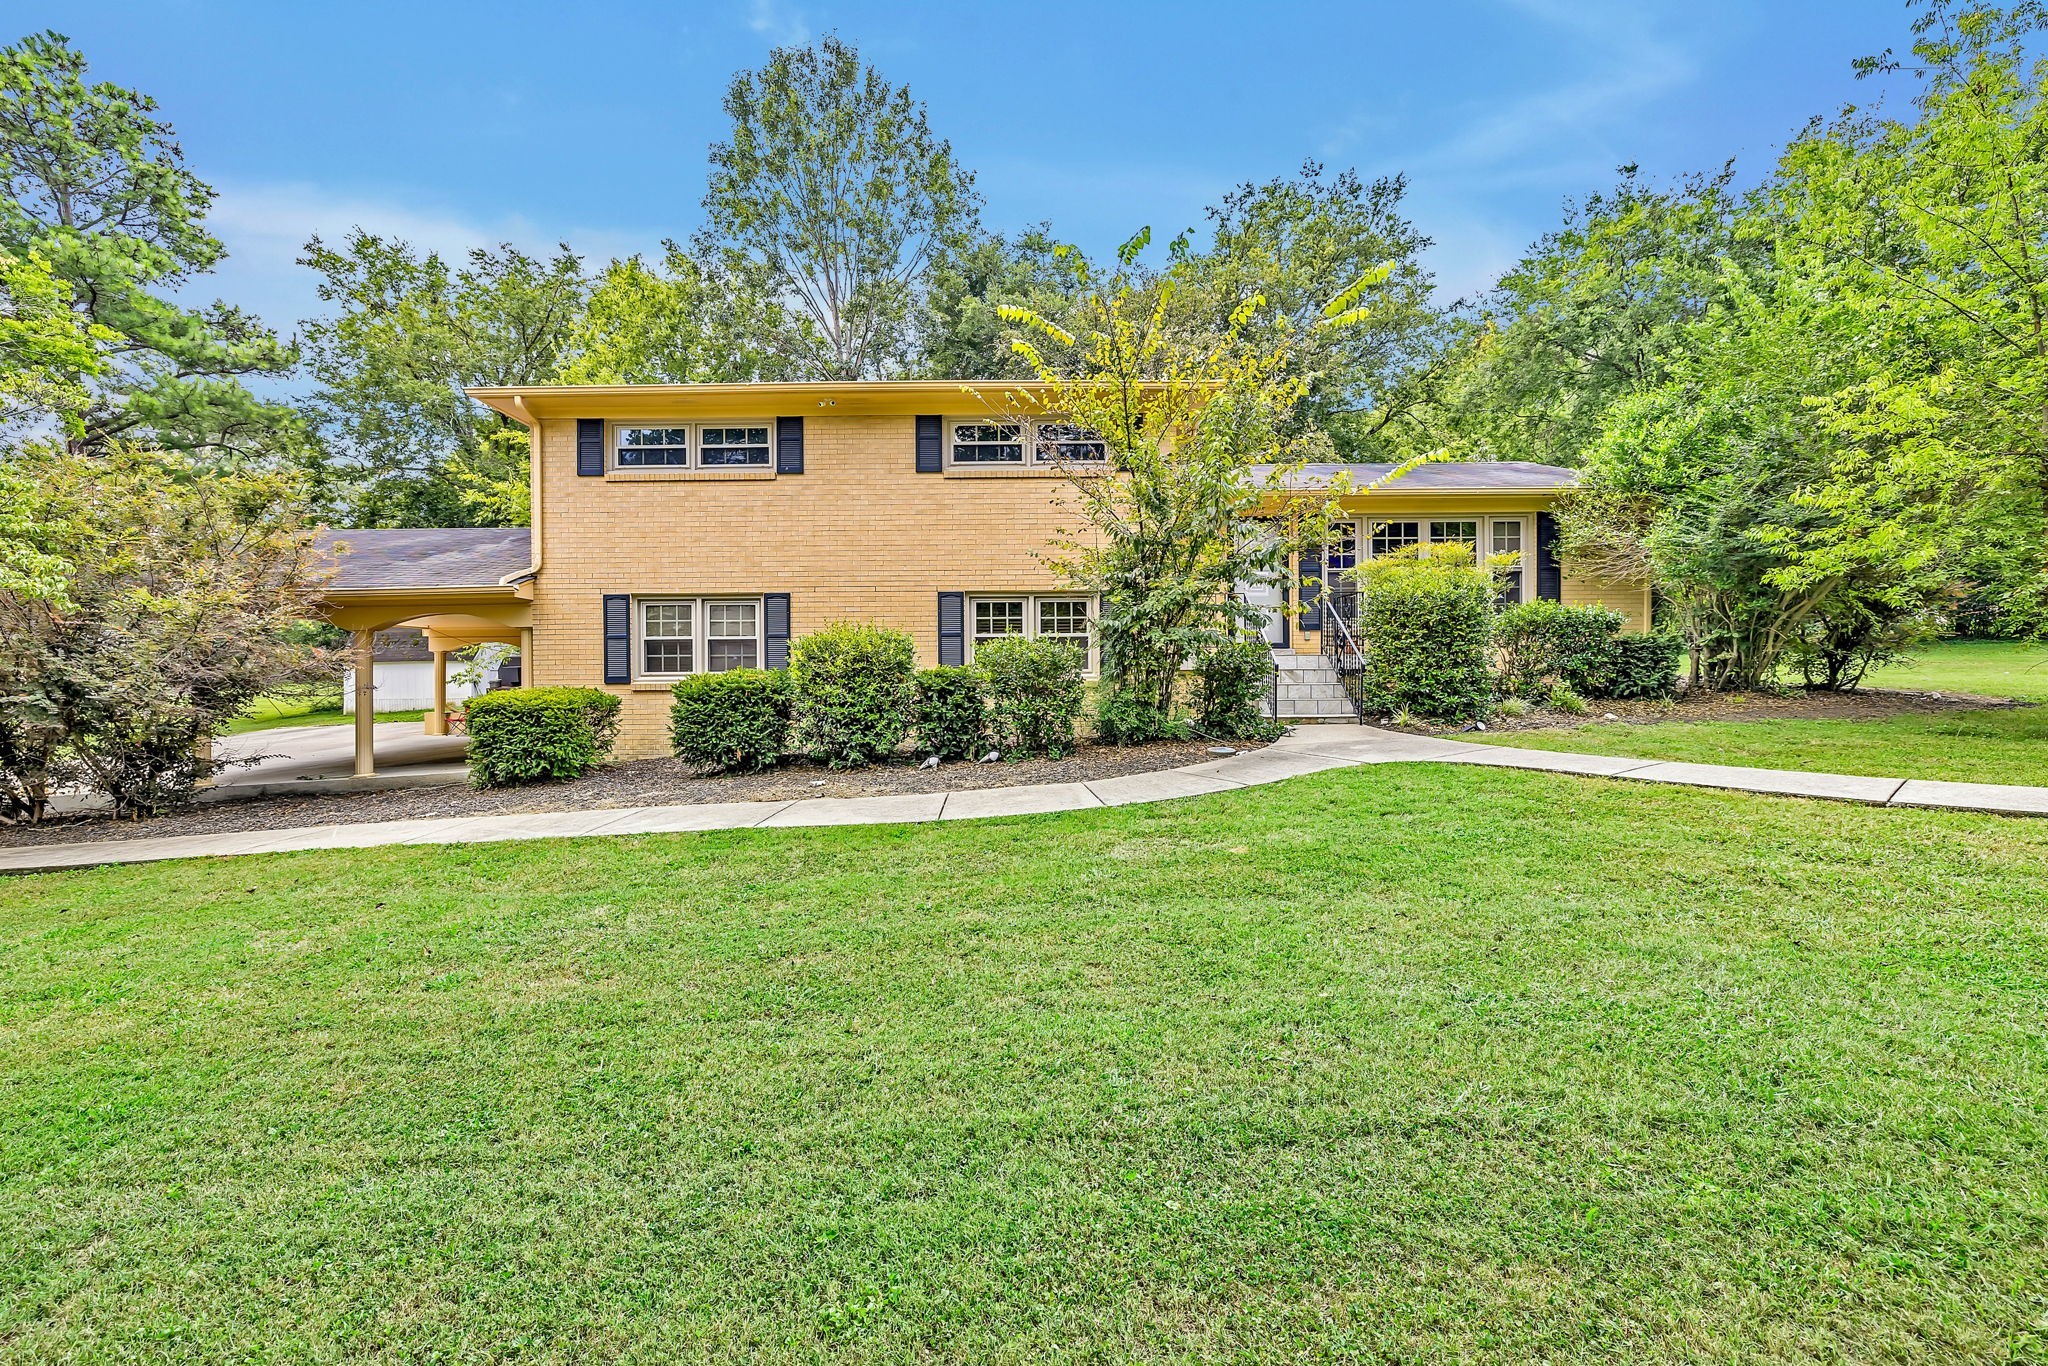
top-left (1403, 686), bottom-right (2026, 736)
top-left (0, 740), bottom-right (1256, 848)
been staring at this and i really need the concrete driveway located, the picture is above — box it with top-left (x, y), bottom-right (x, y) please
top-left (214, 722), bottom-right (469, 791)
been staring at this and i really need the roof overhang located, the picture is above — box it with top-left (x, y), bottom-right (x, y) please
top-left (312, 583), bottom-right (533, 634)
top-left (466, 380), bottom-right (1197, 425)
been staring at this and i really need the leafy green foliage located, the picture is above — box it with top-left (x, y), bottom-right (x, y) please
top-left (1785, 591), bottom-right (1936, 692)
top-left (0, 446), bottom-right (330, 820)
top-left (700, 36), bottom-right (979, 379)
top-left (0, 30), bottom-right (299, 458)
top-left (464, 686), bottom-right (621, 788)
top-left (1592, 635), bottom-right (1685, 700)
top-left (299, 233), bottom-right (587, 527)
top-left (1493, 601), bottom-right (1625, 698)
top-left (1093, 684), bottom-right (1187, 747)
top-left (974, 636), bottom-right (1084, 758)
top-left (911, 666), bottom-right (985, 760)
top-left (1354, 545), bottom-right (1495, 721)
top-left (669, 668), bottom-right (792, 773)
top-left (1001, 227), bottom-right (1375, 738)
top-left (1194, 638), bottom-right (1281, 739)
top-left (562, 243), bottom-right (802, 385)
top-left (788, 623), bottom-right (916, 768)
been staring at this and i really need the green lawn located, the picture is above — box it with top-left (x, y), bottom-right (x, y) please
top-left (3, 766), bottom-right (2044, 1361)
top-left (1480, 705), bottom-right (2048, 786)
top-left (227, 694), bottom-right (428, 733)
top-left (1862, 639), bottom-right (2048, 702)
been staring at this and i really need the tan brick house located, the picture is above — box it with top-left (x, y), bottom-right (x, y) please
top-left (315, 380), bottom-right (1651, 765)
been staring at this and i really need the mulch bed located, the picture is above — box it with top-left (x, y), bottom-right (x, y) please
top-left (1401, 685), bottom-right (2027, 737)
top-left (0, 739), bottom-right (1255, 849)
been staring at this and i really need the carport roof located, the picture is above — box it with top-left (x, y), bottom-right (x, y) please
top-left (314, 528), bottom-right (532, 592)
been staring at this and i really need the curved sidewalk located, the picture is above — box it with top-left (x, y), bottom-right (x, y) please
top-left (4, 725), bottom-right (2045, 876)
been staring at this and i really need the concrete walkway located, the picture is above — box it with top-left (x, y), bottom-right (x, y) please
top-left (4, 725), bottom-right (2045, 876)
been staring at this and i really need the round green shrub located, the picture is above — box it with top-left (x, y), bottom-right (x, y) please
top-left (975, 636), bottom-right (1084, 758)
top-left (669, 668), bottom-right (791, 772)
top-left (1194, 638), bottom-right (1280, 740)
top-left (465, 686), bottom-right (622, 788)
top-left (1494, 600), bottom-right (1623, 698)
top-left (1594, 634), bottom-right (1684, 699)
top-left (912, 666), bottom-right (986, 760)
top-left (789, 622), bottom-right (917, 768)
top-left (1355, 546), bottom-right (1496, 722)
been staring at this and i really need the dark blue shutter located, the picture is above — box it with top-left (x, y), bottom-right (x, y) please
top-left (775, 416), bottom-right (804, 474)
top-left (577, 418), bottom-right (605, 477)
top-left (1536, 512), bottom-right (1563, 602)
top-left (937, 592), bottom-right (965, 666)
top-left (763, 593), bottom-right (791, 668)
top-left (1299, 546), bottom-right (1324, 632)
top-left (916, 415), bottom-right (943, 473)
top-left (602, 594), bottom-right (631, 683)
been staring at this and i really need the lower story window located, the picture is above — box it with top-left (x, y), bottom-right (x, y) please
top-left (1429, 519), bottom-right (1478, 549)
top-left (969, 595), bottom-right (1095, 670)
top-left (1369, 520), bottom-right (1420, 556)
top-left (638, 597), bottom-right (761, 677)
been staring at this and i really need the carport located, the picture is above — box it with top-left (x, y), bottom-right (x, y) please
top-left (311, 527), bottom-right (535, 777)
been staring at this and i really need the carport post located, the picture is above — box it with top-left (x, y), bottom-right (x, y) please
top-left (352, 629), bottom-right (376, 778)
top-left (425, 648), bottom-right (449, 736)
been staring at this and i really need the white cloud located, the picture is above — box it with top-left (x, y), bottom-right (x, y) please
top-left (191, 179), bottom-right (650, 339)
top-left (745, 0), bottom-right (810, 46)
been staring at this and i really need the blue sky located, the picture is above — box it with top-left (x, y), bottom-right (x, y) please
top-left (34, 0), bottom-right (1914, 338)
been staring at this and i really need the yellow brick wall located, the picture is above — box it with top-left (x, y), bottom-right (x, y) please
top-left (528, 414), bottom-right (1093, 757)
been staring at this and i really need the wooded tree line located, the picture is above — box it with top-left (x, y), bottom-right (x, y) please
top-left (4, 1), bottom-right (2047, 690)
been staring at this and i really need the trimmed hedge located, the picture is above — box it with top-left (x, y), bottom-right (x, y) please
top-left (913, 666), bottom-right (986, 760)
top-left (465, 686), bottom-right (621, 788)
top-left (976, 636), bottom-right (1084, 758)
top-left (1494, 601), bottom-right (1623, 698)
top-left (789, 623), bottom-right (916, 768)
top-left (1595, 634), bottom-right (1684, 699)
top-left (1356, 547), bottom-right (1495, 721)
top-left (670, 668), bottom-right (791, 772)
top-left (1195, 638), bottom-right (1279, 739)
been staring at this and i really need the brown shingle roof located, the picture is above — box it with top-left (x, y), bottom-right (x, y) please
top-left (315, 528), bottom-right (531, 591)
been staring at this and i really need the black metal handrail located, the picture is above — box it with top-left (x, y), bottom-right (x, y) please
top-left (1319, 587), bottom-right (1368, 720)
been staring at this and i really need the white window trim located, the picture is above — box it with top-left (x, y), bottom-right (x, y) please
top-left (945, 417), bottom-right (1107, 468)
top-left (633, 595), bottom-right (765, 680)
top-left (1356, 516), bottom-right (1531, 603)
top-left (611, 421), bottom-right (774, 472)
top-left (966, 594), bottom-right (1098, 674)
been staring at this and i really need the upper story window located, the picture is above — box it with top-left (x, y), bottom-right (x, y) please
top-left (616, 427), bottom-right (691, 468)
top-left (613, 422), bottom-right (770, 470)
top-left (699, 425), bottom-right (771, 467)
top-left (1034, 422), bottom-right (1108, 464)
top-left (950, 418), bottom-right (1108, 467)
top-left (950, 421), bottom-right (1026, 464)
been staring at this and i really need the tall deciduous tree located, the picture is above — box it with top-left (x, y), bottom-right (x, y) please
top-left (0, 30), bottom-right (299, 459)
top-left (699, 35), bottom-right (980, 379)
top-left (298, 233), bottom-right (588, 527)
top-left (1184, 163), bottom-right (1447, 460)
top-left (1000, 230), bottom-right (1378, 738)
top-left (561, 241), bottom-right (803, 385)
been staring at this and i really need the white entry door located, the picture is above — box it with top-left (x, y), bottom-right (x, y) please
top-left (1241, 567), bottom-right (1287, 645)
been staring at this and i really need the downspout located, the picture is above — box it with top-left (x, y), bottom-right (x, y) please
top-left (497, 394), bottom-right (543, 682)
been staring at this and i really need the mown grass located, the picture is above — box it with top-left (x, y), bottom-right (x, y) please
top-left (1481, 705), bottom-right (2048, 786)
top-left (1862, 639), bottom-right (2048, 702)
top-left (227, 694), bottom-right (428, 733)
top-left (2, 765), bottom-right (2044, 1362)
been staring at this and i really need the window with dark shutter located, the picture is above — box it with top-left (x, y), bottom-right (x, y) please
top-left (937, 592), bottom-right (964, 666)
top-left (1536, 512), bottom-right (1563, 602)
top-left (577, 418), bottom-right (605, 477)
top-left (602, 594), bottom-right (632, 682)
top-left (775, 417), bottom-right (804, 474)
top-left (915, 415), bottom-right (943, 473)
top-left (1299, 547), bottom-right (1324, 632)
top-left (763, 593), bottom-right (792, 667)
